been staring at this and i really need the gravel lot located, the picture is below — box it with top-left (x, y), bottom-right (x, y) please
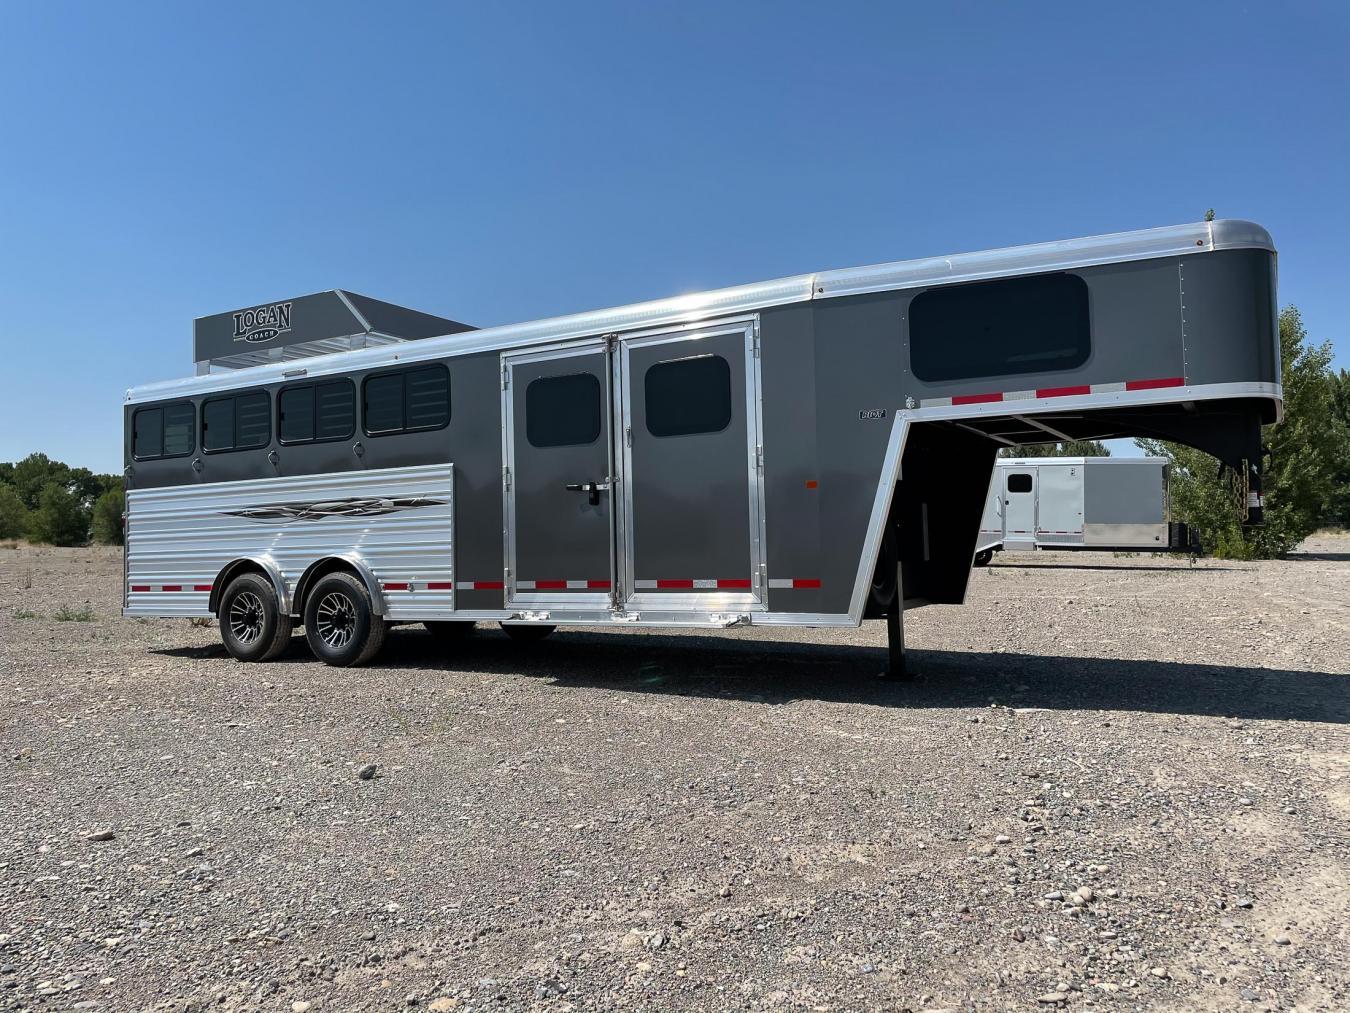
top-left (2, 539), bottom-right (1348, 1012)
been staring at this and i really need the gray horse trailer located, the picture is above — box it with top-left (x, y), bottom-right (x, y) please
top-left (975, 456), bottom-right (1198, 564)
top-left (122, 220), bottom-right (1280, 674)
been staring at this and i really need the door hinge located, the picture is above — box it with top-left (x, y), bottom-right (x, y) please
top-left (755, 444), bottom-right (764, 470)
top-left (503, 466), bottom-right (511, 491)
top-left (501, 363), bottom-right (510, 390)
top-left (625, 426), bottom-right (633, 448)
top-left (752, 332), bottom-right (761, 358)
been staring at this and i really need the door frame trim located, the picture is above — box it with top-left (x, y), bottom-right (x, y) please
top-left (615, 318), bottom-right (767, 614)
top-left (500, 339), bottom-right (616, 610)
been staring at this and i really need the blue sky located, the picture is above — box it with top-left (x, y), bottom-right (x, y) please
top-left (1, 1), bottom-right (1346, 472)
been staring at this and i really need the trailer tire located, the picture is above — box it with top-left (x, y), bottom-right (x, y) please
top-left (425, 620), bottom-right (476, 642)
top-left (500, 623), bottom-right (556, 642)
top-left (219, 572), bottom-right (293, 663)
top-left (304, 572), bottom-right (387, 667)
top-left (973, 549), bottom-right (994, 567)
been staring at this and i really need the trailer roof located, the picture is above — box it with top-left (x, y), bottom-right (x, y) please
top-left (127, 219), bottom-right (1274, 404)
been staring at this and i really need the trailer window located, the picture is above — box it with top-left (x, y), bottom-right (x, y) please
top-left (909, 273), bottom-right (1090, 383)
top-left (644, 354), bottom-right (732, 438)
top-left (202, 391), bottom-right (270, 453)
top-left (279, 380), bottom-right (355, 444)
top-left (526, 372), bottom-right (602, 448)
top-left (362, 365), bottom-right (449, 436)
top-left (132, 401), bottom-right (195, 460)
top-left (1007, 473), bottom-right (1033, 493)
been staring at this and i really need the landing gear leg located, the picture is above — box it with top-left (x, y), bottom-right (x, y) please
top-left (883, 556), bottom-right (911, 680)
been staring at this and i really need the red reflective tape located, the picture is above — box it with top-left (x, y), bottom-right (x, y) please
top-left (534, 580), bottom-right (567, 590)
top-left (952, 392), bottom-right (1003, 405)
top-left (382, 582), bottom-right (410, 591)
top-left (1036, 384), bottom-right (1091, 398)
top-left (793, 578), bottom-right (821, 589)
top-left (474, 580), bottom-right (504, 590)
top-left (587, 579), bottom-right (612, 589)
top-left (131, 585), bottom-right (150, 592)
top-left (193, 584), bottom-right (212, 592)
top-left (160, 585), bottom-right (182, 592)
top-left (426, 582), bottom-right (454, 590)
top-left (1125, 376), bottom-right (1184, 391)
top-left (716, 578), bottom-right (752, 589)
top-left (657, 579), bottom-right (694, 589)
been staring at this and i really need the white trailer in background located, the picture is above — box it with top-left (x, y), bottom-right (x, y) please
top-left (975, 457), bottom-right (1198, 564)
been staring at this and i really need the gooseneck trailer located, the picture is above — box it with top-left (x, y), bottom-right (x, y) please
top-left (975, 456), bottom-right (1199, 564)
top-left (123, 220), bottom-right (1279, 673)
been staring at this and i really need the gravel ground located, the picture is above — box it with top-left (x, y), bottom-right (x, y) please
top-left (1, 539), bottom-right (1348, 1012)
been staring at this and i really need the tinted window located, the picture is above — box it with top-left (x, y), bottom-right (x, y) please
top-left (278, 385), bottom-right (315, 443)
top-left (909, 273), bottom-right (1090, 383)
top-left (163, 402), bottom-right (195, 456)
top-left (526, 373), bottom-right (602, 448)
top-left (202, 398), bottom-right (234, 452)
top-left (316, 381), bottom-right (355, 440)
top-left (363, 365), bottom-right (449, 437)
top-left (644, 354), bottom-right (732, 438)
top-left (133, 407), bottom-right (163, 459)
top-left (1007, 473), bottom-right (1033, 493)
top-left (363, 374), bottom-right (404, 434)
top-left (236, 392), bottom-right (270, 448)
top-left (406, 366), bottom-right (449, 430)
top-left (133, 401), bottom-right (195, 460)
top-left (202, 391), bottom-right (269, 453)
top-left (279, 380), bottom-right (355, 444)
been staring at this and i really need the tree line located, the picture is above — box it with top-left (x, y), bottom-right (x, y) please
top-left (0, 454), bottom-right (124, 546)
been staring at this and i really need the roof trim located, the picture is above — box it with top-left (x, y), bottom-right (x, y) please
top-left (127, 220), bottom-right (1275, 405)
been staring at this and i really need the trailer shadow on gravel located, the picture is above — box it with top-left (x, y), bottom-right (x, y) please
top-left (153, 626), bottom-right (1349, 725)
top-left (386, 627), bottom-right (1348, 724)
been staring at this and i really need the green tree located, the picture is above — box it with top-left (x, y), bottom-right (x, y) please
top-left (27, 482), bottom-right (91, 546)
top-left (1329, 368), bottom-right (1350, 524)
top-left (91, 487), bottom-right (125, 545)
top-left (1139, 306), bottom-right (1349, 557)
top-left (1001, 440), bottom-right (1111, 458)
top-left (0, 483), bottom-right (27, 539)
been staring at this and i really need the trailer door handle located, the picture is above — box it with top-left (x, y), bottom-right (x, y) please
top-left (565, 481), bottom-right (610, 506)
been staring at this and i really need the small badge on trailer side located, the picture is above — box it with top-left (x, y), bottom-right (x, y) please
top-left (858, 408), bottom-right (887, 421)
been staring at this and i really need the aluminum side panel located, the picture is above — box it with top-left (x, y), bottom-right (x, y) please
top-left (125, 464), bottom-right (454, 620)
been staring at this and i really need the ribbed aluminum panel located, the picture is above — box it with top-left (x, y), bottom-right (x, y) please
top-left (125, 464), bottom-right (454, 621)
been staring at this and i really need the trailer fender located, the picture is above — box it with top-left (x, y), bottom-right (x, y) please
top-left (209, 556), bottom-right (291, 617)
top-left (293, 554), bottom-right (387, 619)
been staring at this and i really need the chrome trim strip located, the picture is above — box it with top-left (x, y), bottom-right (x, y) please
top-left (906, 380), bottom-right (1282, 423)
top-left (846, 415), bottom-right (911, 625)
top-left (128, 220), bottom-right (1275, 405)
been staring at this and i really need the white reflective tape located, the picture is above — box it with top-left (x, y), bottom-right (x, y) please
top-left (516, 580), bottom-right (536, 590)
top-left (565, 580), bottom-right (588, 589)
top-left (768, 578), bottom-right (794, 589)
top-left (1091, 381), bottom-right (1126, 394)
top-left (919, 396), bottom-right (953, 408)
top-left (634, 579), bottom-right (658, 590)
top-left (1003, 389), bottom-right (1035, 401)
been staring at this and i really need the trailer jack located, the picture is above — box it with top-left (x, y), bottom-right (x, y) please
top-left (883, 556), bottom-right (910, 680)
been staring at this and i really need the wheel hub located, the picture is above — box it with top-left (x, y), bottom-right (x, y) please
top-left (316, 592), bottom-right (357, 649)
